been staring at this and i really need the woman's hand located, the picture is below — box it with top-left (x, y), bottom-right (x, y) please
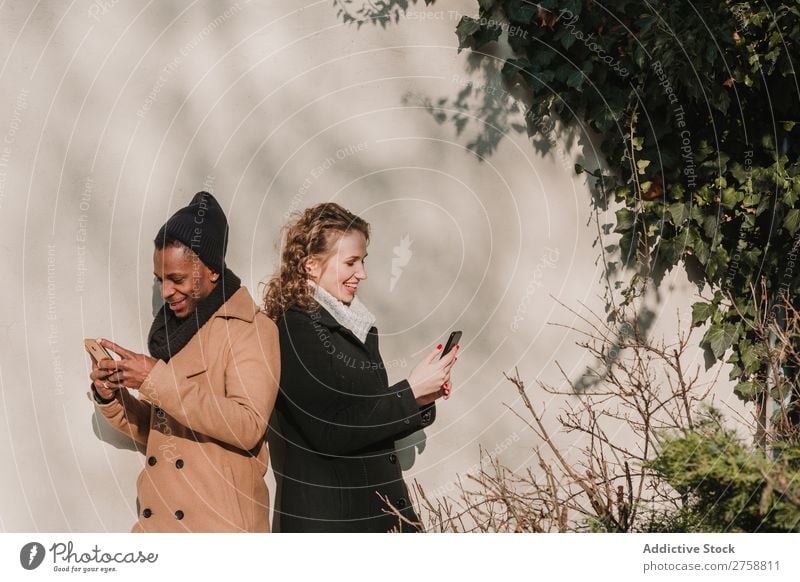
top-left (407, 343), bottom-right (459, 405)
top-left (94, 339), bottom-right (158, 391)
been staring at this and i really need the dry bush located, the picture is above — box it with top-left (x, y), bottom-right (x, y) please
top-left (392, 292), bottom-right (800, 532)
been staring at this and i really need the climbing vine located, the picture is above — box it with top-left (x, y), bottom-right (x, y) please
top-left (450, 0), bottom-right (800, 409)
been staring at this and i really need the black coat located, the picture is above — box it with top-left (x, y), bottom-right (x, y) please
top-left (272, 303), bottom-right (435, 532)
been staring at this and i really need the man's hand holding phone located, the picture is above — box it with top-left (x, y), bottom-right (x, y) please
top-left (87, 338), bottom-right (158, 395)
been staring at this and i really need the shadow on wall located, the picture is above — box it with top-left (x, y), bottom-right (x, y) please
top-left (62, 0), bottom-right (654, 530)
top-left (324, 1), bottom-right (676, 464)
top-left (334, 0), bottom-right (427, 29)
top-left (91, 405), bottom-right (145, 454)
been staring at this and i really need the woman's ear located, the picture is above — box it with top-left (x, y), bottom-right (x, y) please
top-left (305, 256), bottom-right (320, 281)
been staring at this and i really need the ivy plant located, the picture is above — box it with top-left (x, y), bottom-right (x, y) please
top-left (450, 0), bottom-right (800, 408)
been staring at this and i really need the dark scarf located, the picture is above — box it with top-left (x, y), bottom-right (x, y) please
top-left (147, 268), bottom-right (241, 361)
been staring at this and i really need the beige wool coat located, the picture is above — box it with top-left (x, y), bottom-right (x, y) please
top-left (95, 287), bottom-right (280, 532)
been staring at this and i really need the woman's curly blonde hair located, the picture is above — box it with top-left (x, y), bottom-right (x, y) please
top-left (264, 202), bottom-right (370, 320)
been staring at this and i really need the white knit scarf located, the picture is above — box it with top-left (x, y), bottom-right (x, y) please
top-left (309, 280), bottom-right (376, 343)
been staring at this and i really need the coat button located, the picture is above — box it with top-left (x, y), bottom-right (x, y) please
top-left (174, 510), bottom-right (184, 520)
top-left (147, 456), bottom-right (157, 466)
top-left (397, 498), bottom-right (407, 509)
top-left (142, 508), bottom-right (152, 518)
top-left (388, 453), bottom-right (397, 464)
top-left (403, 419), bottom-right (410, 425)
top-left (421, 411), bottom-right (432, 423)
top-left (396, 392), bottom-right (403, 398)
top-left (175, 459), bottom-right (184, 469)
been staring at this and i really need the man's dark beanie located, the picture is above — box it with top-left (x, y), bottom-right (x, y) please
top-left (154, 191), bottom-right (228, 273)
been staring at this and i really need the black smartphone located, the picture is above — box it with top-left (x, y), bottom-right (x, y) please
top-left (440, 331), bottom-right (462, 359)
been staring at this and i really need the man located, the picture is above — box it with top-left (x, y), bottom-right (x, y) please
top-left (89, 191), bottom-right (280, 532)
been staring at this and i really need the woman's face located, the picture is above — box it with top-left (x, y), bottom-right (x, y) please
top-left (307, 230), bottom-right (368, 305)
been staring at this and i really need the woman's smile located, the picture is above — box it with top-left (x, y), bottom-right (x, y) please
top-left (308, 230), bottom-right (368, 304)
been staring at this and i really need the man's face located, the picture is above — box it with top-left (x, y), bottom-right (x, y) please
top-left (153, 245), bottom-right (218, 318)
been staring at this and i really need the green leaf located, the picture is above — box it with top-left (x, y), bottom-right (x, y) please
top-left (739, 341), bottom-right (760, 374)
top-left (501, 58), bottom-right (530, 80)
top-left (705, 246), bottom-right (730, 280)
top-left (695, 140), bottom-right (713, 162)
top-left (614, 185), bottom-right (630, 201)
top-left (688, 227), bottom-right (711, 265)
top-left (614, 208), bottom-right (635, 232)
top-left (525, 69), bottom-right (555, 92)
top-left (702, 323), bottom-right (738, 359)
top-left (506, 0), bottom-right (537, 23)
top-left (593, 108), bottom-right (617, 133)
top-left (741, 246), bottom-right (761, 269)
top-left (691, 301), bottom-right (716, 327)
top-left (668, 202), bottom-right (688, 225)
top-left (702, 215), bottom-right (719, 239)
top-left (742, 191), bottom-right (760, 207)
top-left (566, 68), bottom-right (584, 90)
top-left (455, 17), bottom-right (481, 50)
top-left (720, 188), bottom-right (741, 208)
top-left (658, 239), bottom-right (682, 265)
top-left (783, 208), bottom-right (800, 235)
top-left (734, 381), bottom-right (756, 400)
top-left (784, 180), bottom-right (800, 206)
top-left (636, 159), bottom-right (651, 175)
top-left (560, 29), bottom-right (577, 50)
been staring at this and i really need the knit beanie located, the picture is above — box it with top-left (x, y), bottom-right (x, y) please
top-left (154, 191), bottom-right (228, 273)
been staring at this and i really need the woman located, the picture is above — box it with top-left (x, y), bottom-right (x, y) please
top-left (265, 202), bottom-right (457, 532)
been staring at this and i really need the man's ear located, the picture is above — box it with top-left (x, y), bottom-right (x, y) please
top-left (198, 257), bottom-right (219, 283)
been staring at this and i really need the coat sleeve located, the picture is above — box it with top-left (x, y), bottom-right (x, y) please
top-left (138, 315), bottom-right (281, 451)
top-left (94, 385), bottom-right (152, 446)
top-left (278, 311), bottom-right (434, 456)
top-left (397, 402), bottom-right (436, 440)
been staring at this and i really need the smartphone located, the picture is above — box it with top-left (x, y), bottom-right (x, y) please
top-left (84, 338), bottom-right (113, 363)
top-left (440, 331), bottom-right (462, 359)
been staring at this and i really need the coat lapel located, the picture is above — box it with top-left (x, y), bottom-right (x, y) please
top-left (168, 287), bottom-right (258, 377)
top-left (296, 304), bottom-right (378, 358)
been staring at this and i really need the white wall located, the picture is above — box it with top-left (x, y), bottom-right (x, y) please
top-left (0, 0), bottom-right (744, 532)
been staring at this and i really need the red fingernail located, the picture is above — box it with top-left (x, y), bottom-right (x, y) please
top-left (437, 344), bottom-right (442, 350)
top-left (443, 383), bottom-right (448, 388)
